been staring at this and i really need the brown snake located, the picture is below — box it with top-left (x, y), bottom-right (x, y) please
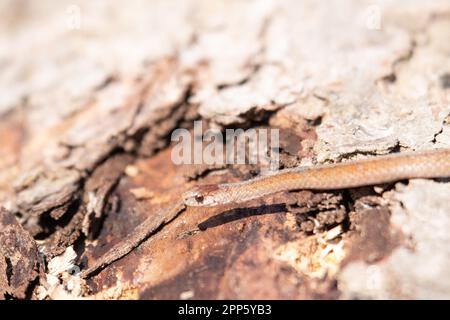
top-left (80, 148), bottom-right (449, 277)
top-left (183, 148), bottom-right (450, 206)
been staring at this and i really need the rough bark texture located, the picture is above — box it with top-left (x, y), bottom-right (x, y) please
top-left (0, 208), bottom-right (40, 299)
top-left (0, 0), bottom-right (449, 299)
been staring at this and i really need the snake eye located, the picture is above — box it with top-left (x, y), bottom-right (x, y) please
top-left (194, 195), bottom-right (204, 203)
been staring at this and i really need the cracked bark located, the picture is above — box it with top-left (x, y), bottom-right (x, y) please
top-left (0, 0), bottom-right (449, 300)
top-left (0, 208), bottom-right (39, 299)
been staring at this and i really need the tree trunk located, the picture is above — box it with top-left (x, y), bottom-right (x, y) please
top-left (0, 0), bottom-right (449, 299)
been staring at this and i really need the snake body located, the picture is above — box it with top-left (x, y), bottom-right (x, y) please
top-left (183, 148), bottom-right (450, 206)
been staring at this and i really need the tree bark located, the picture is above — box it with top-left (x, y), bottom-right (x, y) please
top-left (0, 0), bottom-right (449, 299)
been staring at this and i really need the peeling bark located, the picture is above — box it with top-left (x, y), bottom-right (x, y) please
top-left (0, 208), bottom-right (39, 299)
top-left (0, 0), bottom-right (449, 300)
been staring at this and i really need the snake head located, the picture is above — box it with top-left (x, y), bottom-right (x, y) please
top-left (183, 184), bottom-right (221, 207)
